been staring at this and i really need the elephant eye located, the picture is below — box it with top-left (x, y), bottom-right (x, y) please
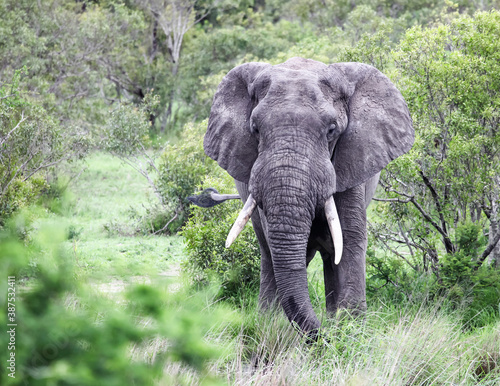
top-left (251, 121), bottom-right (259, 135)
top-left (327, 122), bottom-right (337, 136)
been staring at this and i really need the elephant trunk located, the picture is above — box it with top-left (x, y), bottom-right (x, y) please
top-left (267, 221), bottom-right (321, 333)
top-left (258, 156), bottom-right (325, 334)
top-left (245, 127), bottom-right (337, 334)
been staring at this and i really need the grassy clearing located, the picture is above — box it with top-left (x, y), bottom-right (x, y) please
top-left (39, 153), bottom-right (184, 281)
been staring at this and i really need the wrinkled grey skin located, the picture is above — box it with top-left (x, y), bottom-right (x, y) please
top-left (204, 57), bottom-right (414, 335)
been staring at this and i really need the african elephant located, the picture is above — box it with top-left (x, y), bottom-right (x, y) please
top-left (203, 57), bottom-right (414, 337)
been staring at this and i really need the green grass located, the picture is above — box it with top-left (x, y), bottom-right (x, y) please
top-left (38, 153), bottom-right (184, 280)
top-left (222, 305), bottom-right (500, 385)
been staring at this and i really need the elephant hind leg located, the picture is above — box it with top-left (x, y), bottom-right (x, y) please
top-left (322, 252), bottom-right (337, 315)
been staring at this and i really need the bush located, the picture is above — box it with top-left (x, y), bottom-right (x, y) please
top-left (0, 213), bottom-right (235, 385)
top-left (0, 69), bottom-right (89, 225)
top-left (0, 177), bottom-right (47, 224)
top-left (102, 94), bottom-right (158, 158)
top-left (156, 120), bottom-right (217, 233)
top-left (439, 222), bottom-right (485, 287)
top-left (367, 222), bottom-right (500, 328)
top-left (181, 172), bottom-right (261, 303)
top-left (438, 222), bottom-right (500, 328)
top-left (103, 102), bottom-right (216, 235)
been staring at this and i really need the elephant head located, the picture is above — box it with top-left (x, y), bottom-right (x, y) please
top-left (204, 57), bottom-right (413, 334)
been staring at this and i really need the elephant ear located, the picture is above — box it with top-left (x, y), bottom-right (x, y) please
top-left (204, 62), bottom-right (271, 183)
top-left (328, 63), bottom-right (414, 192)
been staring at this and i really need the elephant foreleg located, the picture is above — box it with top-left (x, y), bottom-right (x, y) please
top-left (322, 183), bottom-right (368, 315)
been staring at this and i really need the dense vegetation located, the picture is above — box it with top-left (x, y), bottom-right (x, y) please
top-left (1, 0), bottom-right (500, 383)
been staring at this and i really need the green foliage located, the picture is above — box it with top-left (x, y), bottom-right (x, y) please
top-left (338, 21), bottom-right (395, 71)
top-left (103, 93), bottom-right (159, 156)
top-left (180, 15), bottom-right (317, 117)
top-left (0, 213), bottom-right (234, 385)
top-left (1, 0), bottom-right (498, 136)
top-left (437, 222), bottom-right (500, 328)
top-left (157, 120), bottom-right (217, 233)
top-left (102, 93), bottom-right (182, 235)
top-left (440, 222), bottom-right (485, 285)
top-left (0, 0), bottom-right (158, 128)
top-left (181, 173), bottom-right (261, 303)
top-left (467, 268), bottom-right (500, 328)
top-left (0, 69), bottom-right (88, 225)
top-left (0, 177), bottom-right (48, 224)
top-left (369, 10), bottom-right (500, 278)
top-left (367, 222), bottom-right (500, 328)
top-left (38, 174), bottom-right (77, 216)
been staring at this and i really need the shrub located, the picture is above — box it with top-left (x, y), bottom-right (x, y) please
top-left (181, 172), bottom-right (261, 303)
top-left (103, 103), bottom-right (217, 235)
top-left (367, 222), bottom-right (500, 328)
top-left (439, 222), bottom-right (485, 288)
top-left (156, 120), bottom-right (217, 233)
top-left (102, 94), bottom-right (203, 234)
top-left (0, 69), bottom-right (89, 225)
top-left (438, 222), bottom-right (500, 328)
top-left (0, 213), bottom-right (234, 385)
top-left (0, 177), bottom-right (47, 223)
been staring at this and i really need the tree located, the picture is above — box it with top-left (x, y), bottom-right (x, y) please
top-left (0, 69), bottom-right (89, 223)
top-left (138, 0), bottom-right (211, 130)
top-left (372, 11), bottom-right (500, 272)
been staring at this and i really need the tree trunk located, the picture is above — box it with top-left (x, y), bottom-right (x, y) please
top-left (488, 200), bottom-right (500, 268)
top-left (162, 61), bottom-right (179, 133)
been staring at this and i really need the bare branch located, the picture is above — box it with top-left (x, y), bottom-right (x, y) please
top-left (22, 158), bottom-right (69, 182)
top-left (418, 169), bottom-right (454, 253)
top-left (1, 151), bottom-right (35, 196)
top-left (153, 212), bottom-right (178, 235)
top-left (369, 223), bottom-right (420, 271)
top-left (373, 197), bottom-right (411, 203)
top-left (376, 180), bottom-right (454, 253)
top-left (398, 222), bottom-right (415, 258)
top-left (138, 141), bottom-right (160, 175)
top-left (381, 239), bottom-right (418, 271)
top-left (0, 113), bottom-right (27, 148)
top-left (408, 196), bottom-right (453, 251)
top-left (110, 153), bottom-right (164, 205)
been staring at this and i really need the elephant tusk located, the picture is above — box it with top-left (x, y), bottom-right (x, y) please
top-left (325, 196), bottom-right (343, 264)
top-left (225, 194), bottom-right (257, 248)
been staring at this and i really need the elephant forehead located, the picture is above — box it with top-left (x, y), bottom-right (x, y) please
top-left (277, 57), bottom-right (328, 72)
top-left (261, 70), bottom-right (324, 102)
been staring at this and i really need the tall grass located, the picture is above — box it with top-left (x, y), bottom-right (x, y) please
top-left (110, 281), bottom-right (500, 385)
top-left (210, 304), bottom-right (499, 385)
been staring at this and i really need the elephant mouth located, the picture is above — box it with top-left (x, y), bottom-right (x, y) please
top-left (225, 194), bottom-right (343, 264)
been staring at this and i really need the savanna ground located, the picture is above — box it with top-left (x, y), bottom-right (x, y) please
top-left (27, 152), bottom-right (499, 385)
